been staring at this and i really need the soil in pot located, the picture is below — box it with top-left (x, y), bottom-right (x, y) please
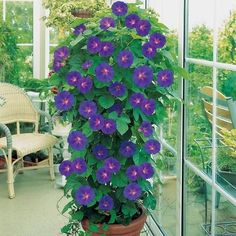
top-left (81, 210), bottom-right (147, 236)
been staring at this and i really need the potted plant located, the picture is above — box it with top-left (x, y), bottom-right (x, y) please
top-left (42, 0), bottom-right (108, 31)
top-left (49, 1), bottom-right (186, 235)
top-left (222, 72), bottom-right (236, 128)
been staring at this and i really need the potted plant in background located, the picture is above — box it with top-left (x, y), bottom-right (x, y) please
top-left (49, 1), bottom-right (186, 235)
top-left (42, 0), bottom-right (108, 33)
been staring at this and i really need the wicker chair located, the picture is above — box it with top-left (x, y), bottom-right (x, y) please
top-left (0, 83), bottom-right (57, 199)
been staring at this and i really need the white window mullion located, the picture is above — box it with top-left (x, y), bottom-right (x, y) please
top-left (3, 0), bottom-right (6, 21)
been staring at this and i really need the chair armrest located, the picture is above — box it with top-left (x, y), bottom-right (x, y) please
top-left (37, 110), bottom-right (53, 133)
top-left (0, 123), bottom-right (12, 149)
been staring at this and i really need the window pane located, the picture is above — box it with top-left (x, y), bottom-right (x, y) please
top-left (216, 69), bottom-right (236, 198)
top-left (188, 0), bottom-right (214, 60)
top-left (6, 1), bottom-right (33, 44)
top-left (217, 0), bottom-right (236, 64)
top-left (185, 168), bottom-right (212, 236)
top-left (186, 64), bottom-right (213, 170)
top-left (18, 46), bottom-right (33, 79)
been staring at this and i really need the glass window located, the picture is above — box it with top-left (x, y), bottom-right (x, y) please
top-left (217, 0), bottom-right (236, 64)
top-left (185, 168), bottom-right (212, 236)
top-left (188, 0), bottom-right (214, 60)
top-left (6, 1), bottom-right (33, 44)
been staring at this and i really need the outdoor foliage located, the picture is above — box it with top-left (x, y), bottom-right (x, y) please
top-left (49, 1), bottom-right (185, 234)
top-left (0, 23), bottom-right (20, 84)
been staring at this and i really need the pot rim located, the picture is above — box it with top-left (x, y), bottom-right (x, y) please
top-left (82, 208), bottom-right (147, 231)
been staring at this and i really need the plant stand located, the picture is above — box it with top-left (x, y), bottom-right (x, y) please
top-left (52, 125), bottom-right (71, 188)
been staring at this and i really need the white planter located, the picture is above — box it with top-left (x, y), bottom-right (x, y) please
top-left (227, 98), bottom-right (236, 128)
top-left (53, 117), bottom-right (72, 136)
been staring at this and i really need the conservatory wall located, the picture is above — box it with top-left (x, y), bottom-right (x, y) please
top-left (0, 0), bottom-right (236, 236)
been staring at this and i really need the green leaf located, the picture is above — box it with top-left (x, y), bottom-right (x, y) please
top-left (102, 224), bottom-right (109, 231)
top-left (61, 200), bottom-right (74, 214)
top-left (133, 153), bottom-right (149, 165)
top-left (108, 210), bottom-right (117, 224)
top-left (70, 35), bottom-right (84, 47)
top-left (133, 109), bottom-right (140, 121)
top-left (82, 121), bottom-right (93, 137)
top-left (111, 172), bottom-right (128, 187)
top-left (61, 224), bottom-right (72, 233)
top-left (122, 203), bottom-right (138, 217)
top-left (98, 96), bottom-right (114, 109)
top-left (174, 66), bottom-right (189, 79)
top-left (108, 111), bottom-right (118, 120)
top-left (156, 159), bottom-right (164, 170)
top-left (143, 194), bottom-right (157, 210)
top-left (88, 224), bottom-right (99, 233)
top-left (138, 179), bottom-right (152, 191)
top-left (71, 150), bottom-right (87, 159)
top-left (71, 211), bottom-right (84, 221)
top-left (117, 119), bottom-right (129, 135)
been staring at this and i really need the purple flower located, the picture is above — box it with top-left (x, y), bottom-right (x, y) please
top-left (59, 160), bottom-right (73, 177)
top-left (81, 60), bottom-right (93, 70)
top-left (109, 82), bottom-right (126, 97)
top-left (75, 185), bottom-right (95, 206)
top-left (101, 119), bottom-right (116, 135)
top-left (117, 50), bottom-right (134, 68)
top-left (112, 1), bottom-right (128, 16)
top-left (119, 141), bottom-right (136, 158)
top-left (54, 46), bottom-right (69, 61)
top-left (87, 36), bottom-right (102, 54)
top-left (129, 93), bottom-right (145, 108)
top-left (96, 167), bottom-right (112, 184)
top-left (77, 76), bottom-right (93, 94)
top-left (54, 91), bottom-right (74, 111)
top-left (142, 42), bottom-right (156, 58)
top-left (123, 183), bottom-right (142, 201)
top-left (138, 121), bottom-right (153, 137)
top-left (125, 14), bottom-right (140, 29)
top-left (99, 195), bottom-right (114, 211)
top-left (133, 66), bottom-right (153, 88)
top-left (108, 103), bottom-right (123, 116)
top-left (95, 63), bottom-right (114, 82)
top-left (68, 131), bottom-right (88, 151)
top-left (92, 145), bottom-right (109, 160)
top-left (100, 17), bottom-right (115, 30)
top-left (157, 69), bottom-right (174, 87)
top-left (73, 157), bottom-right (87, 174)
top-left (66, 71), bottom-right (82, 86)
top-left (141, 99), bottom-right (156, 116)
top-left (104, 157), bottom-right (121, 174)
top-left (100, 42), bottom-right (114, 57)
top-left (53, 60), bottom-right (65, 72)
top-left (139, 163), bottom-right (154, 179)
top-left (136, 20), bottom-right (151, 37)
top-left (73, 24), bottom-right (86, 36)
top-left (78, 101), bottom-right (97, 118)
top-left (89, 114), bottom-right (104, 131)
top-left (126, 165), bottom-right (139, 181)
top-left (150, 32), bottom-right (166, 49)
top-left (144, 139), bottom-right (161, 154)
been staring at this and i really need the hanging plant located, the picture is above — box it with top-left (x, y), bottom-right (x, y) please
top-left (42, 0), bottom-right (108, 31)
top-left (49, 1), bottom-right (187, 235)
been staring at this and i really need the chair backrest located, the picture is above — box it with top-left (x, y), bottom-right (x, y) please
top-left (200, 86), bottom-right (233, 131)
top-left (0, 83), bottom-right (39, 128)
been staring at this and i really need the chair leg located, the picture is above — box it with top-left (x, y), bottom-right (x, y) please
top-left (48, 148), bottom-right (55, 181)
top-left (7, 151), bottom-right (15, 199)
top-left (19, 158), bottom-right (24, 174)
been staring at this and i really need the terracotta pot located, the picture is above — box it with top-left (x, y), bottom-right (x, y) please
top-left (81, 211), bottom-right (147, 236)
